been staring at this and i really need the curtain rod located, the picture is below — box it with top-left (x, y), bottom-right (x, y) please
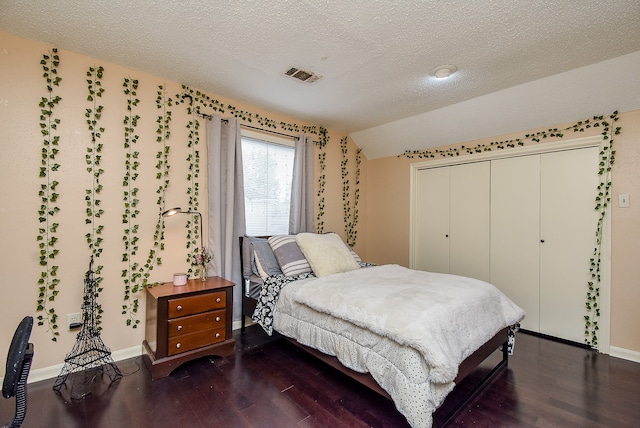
top-left (241, 124), bottom-right (297, 140)
top-left (195, 112), bottom-right (319, 143)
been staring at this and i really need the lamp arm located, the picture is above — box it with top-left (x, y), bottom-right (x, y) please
top-left (163, 207), bottom-right (205, 252)
top-left (197, 212), bottom-right (204, 250)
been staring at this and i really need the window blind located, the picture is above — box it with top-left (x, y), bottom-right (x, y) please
top-left (242, 137), bottom-right (294, 235)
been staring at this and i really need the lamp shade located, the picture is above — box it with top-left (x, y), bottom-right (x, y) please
top-left (162, 207), bottom-right (182, 217)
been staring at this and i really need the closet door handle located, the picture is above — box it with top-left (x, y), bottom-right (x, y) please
top-left (540, 239), bottom-right (545, 243)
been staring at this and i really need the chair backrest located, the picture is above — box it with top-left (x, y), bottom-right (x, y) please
top-left (3, 316), bottom-right (33, 399)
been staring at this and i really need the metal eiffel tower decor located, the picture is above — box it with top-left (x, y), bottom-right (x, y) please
top-left (53, 261), bottom-right (122, 398)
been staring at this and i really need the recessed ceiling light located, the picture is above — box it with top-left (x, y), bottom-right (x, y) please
top-left (431, 65), bottom-right (457, 79)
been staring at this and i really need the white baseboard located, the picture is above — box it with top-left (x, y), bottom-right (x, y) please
top-left (609, 346), bottom-right (640, 364)
top-left (24, 321), bottom-right (258, 385)
top-left (26, 344), bottom-right (144, 384)
top-left (232, 318), bottom-right (254, 330)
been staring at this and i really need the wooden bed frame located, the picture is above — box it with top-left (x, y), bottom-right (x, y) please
top-left (239, 236), bottom-right (510, 426)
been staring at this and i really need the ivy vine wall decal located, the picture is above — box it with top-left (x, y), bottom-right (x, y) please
top-left (37, 48), bottom-right (62, 341)
top-left (122, 77), bottom-right (141, 328)
top-left (142, 86), bottom-right (173, 280)
top-left (400, 112), bottom-right (620, 349)
top-left (341, 137), bottom-right (361, 247)
top-left (174, 93), bottom-right (203, 279)
top-left (34, 48), bottom-right (342, 333)
top-left (586, 115), bottom-right (618, 349)
top-left (121, 84), bottom-right (175, 327)
top-left (84, 65), bottom-right (106, 328)
top-left (316, 149), bottom-right (327, 234)
top-left (186, 112), bottom-right (202, 277)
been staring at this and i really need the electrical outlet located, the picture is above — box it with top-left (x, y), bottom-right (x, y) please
top-left (67, 312), bottom-right (82, 330)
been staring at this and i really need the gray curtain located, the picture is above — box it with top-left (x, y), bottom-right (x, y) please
top-left (206, 116), bottom-right (246, 322)
top-left (289, 134), bottom-right (314, 233)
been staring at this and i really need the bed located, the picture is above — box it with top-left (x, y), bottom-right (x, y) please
top-left (239, 233), bottom-right (525, 428)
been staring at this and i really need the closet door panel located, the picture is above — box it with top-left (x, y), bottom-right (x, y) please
top-left (539, 147), bottom-right (600, 343)
top-left (414, 167), bottom-right (450, 274)
top-left (490, 155), bottom-right (541, 332)
top-left (450, 162), bottom-right (491, 282)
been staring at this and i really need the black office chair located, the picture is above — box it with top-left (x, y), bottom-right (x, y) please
top-left (2, 317), bottom-right (34, 428)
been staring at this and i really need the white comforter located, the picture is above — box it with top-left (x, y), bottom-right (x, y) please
top-left (273, 264), bottom-right (525, 428)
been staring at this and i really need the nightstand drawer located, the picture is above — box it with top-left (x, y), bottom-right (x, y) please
top-left (167, 327), bottom-right (226, 356)
top-left (168, 291), bottom-right (226, 318)
top-left (167, 309), bottom-right (226, 338)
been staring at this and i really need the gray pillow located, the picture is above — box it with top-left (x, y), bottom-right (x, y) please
top-left (252, 240), bottom-right (282, 278)
top-left (242, 235), bottom-right (257, 279)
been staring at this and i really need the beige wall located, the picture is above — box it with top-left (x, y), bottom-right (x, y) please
top-left (0, 31), bottom-right (362, 371)
top-left (365, 110), bottom-right (640, 355)
top-left (609, 110), bottom-right (640, 353)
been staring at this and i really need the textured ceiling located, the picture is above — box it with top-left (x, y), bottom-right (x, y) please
top-left (2, 0), bottom-right (640, 158)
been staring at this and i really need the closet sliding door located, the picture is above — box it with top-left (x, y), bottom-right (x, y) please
top-left (539, 147), bottom-right (600, 343)
top-left (414, 167), bottom-right (450, 274)
top-left (490, 155), bottom-right (541, 332)
top-left (414, 162), bottom-right (490, 282)
top-left (449, 162), bottom-right (490, 282)
top-left (490, 147), bottom-right (600, 342)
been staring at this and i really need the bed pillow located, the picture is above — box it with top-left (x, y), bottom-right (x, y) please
top-left (349, 248), bottom-right (362, 263)
top-left (252, 240), bottom-right (282, 279)
top-left (296, 232), bottom-right (361, 277)
top-left (242, 235), bottom-right (259, 279)
top-left (268, 235), bottom-right (312, 276)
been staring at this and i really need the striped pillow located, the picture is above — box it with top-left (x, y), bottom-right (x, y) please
top-left (268, 235), bottom-right (312, 276)
top-left (349, 248), bottom-right (362, 263)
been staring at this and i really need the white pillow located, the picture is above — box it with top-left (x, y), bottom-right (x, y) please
top-left (295, 233), bottom-right (360, 277)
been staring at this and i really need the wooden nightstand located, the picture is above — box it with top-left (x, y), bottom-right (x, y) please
top-left (142, 276), bottom-right (235, 380)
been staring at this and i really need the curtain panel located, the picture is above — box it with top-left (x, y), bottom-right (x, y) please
top-left (206, 116), bottom-right (246, 321)
top-left (289, 134), bottom-right (314, 234)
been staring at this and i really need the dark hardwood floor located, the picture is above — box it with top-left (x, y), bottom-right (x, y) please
top-left (3, 326), bottom-right (639, 427)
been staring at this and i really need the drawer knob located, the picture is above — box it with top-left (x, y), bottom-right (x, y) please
top-left (215, 316), bottom-right (221, 322)
top-left (215, 332), bottom-right (221, 338)
top-left (176, 343), bottom-right (181, 349)
top-left (216, 297), bottom-right (221, 303)
top-left (176, 305), bottom-right (183, 311)
top-left (177, 325), bottom-right (183, 331)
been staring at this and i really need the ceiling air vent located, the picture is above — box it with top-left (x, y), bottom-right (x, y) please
top-left (284, 67), bottom-right (322, 84)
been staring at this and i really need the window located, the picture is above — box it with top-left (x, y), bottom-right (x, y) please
top-left (241, 131), bottom-right (295, 235)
